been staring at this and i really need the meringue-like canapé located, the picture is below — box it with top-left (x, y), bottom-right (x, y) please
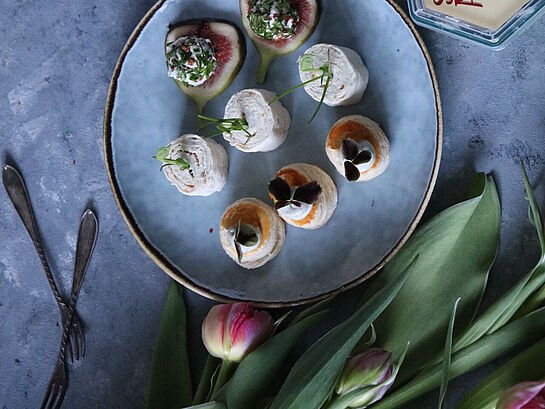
top-left (220, 198), bottom-right (285, 269)
top-left (223, 88), bottom-right (291, 152)
top-left (268, 163), bottom-right (337, 230)
top-left (158, 134), bottom-right (228, 196)
top-left (299, 43), bottom-right (369, 107)
top-left (326, 115), bottom-right (390, 182)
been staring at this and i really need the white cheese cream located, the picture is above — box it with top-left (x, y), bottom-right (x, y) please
top-left (277, 200), bottom-right (312, 221)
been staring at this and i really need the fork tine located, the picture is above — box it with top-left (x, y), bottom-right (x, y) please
top-left (71, 327), bottom-right (80, 362)
top-left (41, 382), bottom-right (56, 409)
top-left (66, 334), bottom-right (74, 363)
top-left (51, 384), bottom-right (66, 409)
top-left (40, 384), bottom-right (53, 409)
top-left (77, 322), bottom-right (86, 358)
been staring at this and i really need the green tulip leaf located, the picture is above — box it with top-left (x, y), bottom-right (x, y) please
top-left (372, 306), bottom-right (545, 409)
top-left (369, 174), bottom-right (501, 381)
top-left (146, 282), bottom-right (193, 409)
top-left (454, 164), bottom-right (545, 351)
top-left (439, 298), bottom-right (461, 409)
top-left (268, 257), bottom-right (417, 409)
top-left (218, 310), bottom-right (328, 409)
top-left (457, 337), bottom-right (545, 409)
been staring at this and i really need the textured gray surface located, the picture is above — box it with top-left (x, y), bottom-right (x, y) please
top-left (1, 1), bottom-right (544, 408)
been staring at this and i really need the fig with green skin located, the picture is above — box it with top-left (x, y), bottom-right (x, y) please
top-left (240, 0), bottom-right (320, 83)
top-left (165, 19), bottom-right (246, 114)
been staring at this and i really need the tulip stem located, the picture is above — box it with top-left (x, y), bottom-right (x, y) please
top-left (211, 360), bottom-right (236, 398)
top-left (193, 355), bottom-right (220, 405)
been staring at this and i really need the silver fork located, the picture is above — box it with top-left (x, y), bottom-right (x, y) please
top-left (41, 209), bottom-right (98, 409)
top-left (2, 165), bottom-right (86, 362)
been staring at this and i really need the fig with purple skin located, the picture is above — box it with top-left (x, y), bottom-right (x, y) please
top-left (165, 19), bottom-right (246, 114)
top-left (240, 0), bottom-right (320, 83)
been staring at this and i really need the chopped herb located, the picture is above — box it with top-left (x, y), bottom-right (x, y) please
top-left (248, 0), bottom-right (299, 41)
top-left (166, 36), bottom-right (217, 87)
top-left (269, 50), bottom-right (333, 123)
top-left (268, 177), bottom-right (322, 210)
top-left (153, 146), bottom-right (190, 171)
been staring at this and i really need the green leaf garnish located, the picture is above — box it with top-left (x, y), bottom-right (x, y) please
top-left (153, 146), bottom-right (190, 171)
top-left (270, 51), bottom-right (333, 124)
top-left (299, 54), bottom-right (315, 72)
top-left (198, 115), bottom-right (254, 144)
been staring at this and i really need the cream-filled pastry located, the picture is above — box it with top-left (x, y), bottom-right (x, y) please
top-left (155, 134), bottom-right (228, 196)
top-left (268, 163), bottom-right (337, 230)
top-left (220, 198), bottom-right (285, 269)
top-left (222, 88), bottom-right (291, 152)
top-left (326, 115), bottom-right (390, 182)
top-left (298, 43), bottom-right (368, 106)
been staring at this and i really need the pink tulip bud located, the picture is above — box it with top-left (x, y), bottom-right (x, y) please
top-left (496, 381), bottom-right (545, 409)
top-left (202, 302), bottom-right (274, 362)
top-left (335, 348), bottom-right (399, 408)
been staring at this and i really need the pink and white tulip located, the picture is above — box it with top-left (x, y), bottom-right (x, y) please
top-left (202, 302), bottom-right (274, 363)
top-left (496, 381), bottom-right (545, 409)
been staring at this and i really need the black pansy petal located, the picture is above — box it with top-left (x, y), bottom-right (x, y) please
top-left (344, 161), bottom-right (361, 182)
top-left (341, 138), bottom-right (359, 161)
top-left (268, 177), bottom-right (291, 201)
top-left (293, 181), bottom-right (322, 204)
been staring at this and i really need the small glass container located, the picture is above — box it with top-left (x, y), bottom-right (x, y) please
top-left (408, 0), bottom-right (545, 49)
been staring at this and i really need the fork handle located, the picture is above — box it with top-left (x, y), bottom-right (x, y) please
top-left (58, 209), bottom-right (98, 363)
top-left (2, 165), bottom-right (64, 306)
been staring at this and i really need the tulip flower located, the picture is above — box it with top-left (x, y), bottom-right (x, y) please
top-left (202, 302), bottom-right (274, 362)
top-left (202, 302), bottom-right (274, 396)
top-left (496, 381), bottom-right (545, 409)
top-left (330, 347), bottom-right (404, 409)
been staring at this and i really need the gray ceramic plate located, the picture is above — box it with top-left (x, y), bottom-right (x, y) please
top-left (104, 0), bottom-right (442, 306)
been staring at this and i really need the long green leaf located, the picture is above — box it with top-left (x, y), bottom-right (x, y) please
top-left (146, 282), bottom-right (193, 409)
top-left (439, 298), bottom-right (461, 409)
top-left (269, 257), bottom-right (417, 409)
top-left (218, 310), bottom-right (328, 409)
top-left (457, 337), bottom-right (545, 409)
top-left (370, 174), bottom-right (500, 380)
top-left (372, 306), bottom-right (545, 409)
top-left (454, 165), bottom-right (545, 350)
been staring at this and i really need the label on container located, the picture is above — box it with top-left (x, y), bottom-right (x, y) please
top-left (424, 0), bottom-right (530, 30)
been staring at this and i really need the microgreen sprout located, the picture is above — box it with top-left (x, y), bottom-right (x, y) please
top-left (198, 115), bottom-right (255, 145)
top-left (269, 50), bottom-right (333, 123)
top-left (153, 146), bottom-right (190, 171)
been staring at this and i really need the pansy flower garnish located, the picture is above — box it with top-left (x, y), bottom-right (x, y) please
top-left (232, 220), bottom-right (259, 262)
top-left (153, 146), bottom-right (190, 171)
top-left (341, 138), bottom-right (373, 182)
top-left (268, 177), bottom-right (322, 210)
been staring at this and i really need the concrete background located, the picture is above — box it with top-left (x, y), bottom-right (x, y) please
top-left (1, 0), bottom-right (545, 408)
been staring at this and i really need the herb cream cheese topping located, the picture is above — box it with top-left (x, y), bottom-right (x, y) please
top-left (248, 0), bottom-right (299, 41)
top-left (166, 36), bottom-right (217, 87)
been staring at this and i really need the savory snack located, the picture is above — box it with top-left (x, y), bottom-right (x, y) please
top-left (221, 88), bottom-right (291, 152)
top-left (326, 115), bottom-right (390, 182)
top-left (240, 0), bottom-right (320, 82)
top-left (154, 134), bottom-right (228, 196)
top-left (220, 198), bottom-right (286, 269)
top-left (268, 163), bottom-right (337, 229)
top-left (299, 43), bottom-right (368, 106)
top-left (165, 19), bottom-right (246, 113)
